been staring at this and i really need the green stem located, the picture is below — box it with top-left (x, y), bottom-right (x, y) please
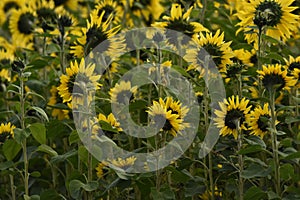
top-left (237, 129), bottom-right (244, 200)
top-left (9, 174), bottom-right (16, 200)
top-left (269, 89), bottom-right (281, 195)
top-left (59, 31), bottom-right (66, 74)
top-left (20, 75), bottom-right (29, 196)
top-left (200, 0), bottom-right (207, 24)
top-left (204, 84), bottom-right (215, 200)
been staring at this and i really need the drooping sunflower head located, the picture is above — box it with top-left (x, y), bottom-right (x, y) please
top-left (236, 0), bottom-right (299, 45)
top-left (9, 5), bottom-right (36, 46)
top-left (48, 85), bottom-right (70, 120)
top-left (109, 81), bottom-right (137, 104)
top-left (185, 30), bottom-right (233, 73)
top-left (257, 64), bottom-right (297, 91)
top-left (214, 95), bottom-right (252, 139)
top-left (247, 103), bottom-right (272, 138)
top-left (152, 3), bottom-right (209, 46)
top-left (0, 122), bottom-right (15, 144)
top-left (57, 58), bottom-right (101, 107)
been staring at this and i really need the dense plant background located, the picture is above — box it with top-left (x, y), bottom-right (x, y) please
top-left (0, 0), bottom-right (300, 199)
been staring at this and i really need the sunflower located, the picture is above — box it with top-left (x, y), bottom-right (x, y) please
top-left (233, 49), bottom-right (253, 67)
top-left (98, 113), bottom-right (122, 132)
top-left (9, 4), bottom-right (36, 47)
top-left (48, 85), bottom-right (70, 120)
top-left (0, 122), bottom-right (15, 144)
top-left (159, 97), bottom-right (189, 119)
top-left (57, 58), bottom-right (101, 108)
top-left (257, 64), bottom-right (297, 91)
top-left (104, 156), bottom-right (137, 170)
top-left (199, 186), bottom-right (222, 200)
top-left (70, 11), bottom-right (124, 58)
top-left (0, 0), bottom-right (25, 25)
top-left (247, 103), bottom-right (273, 138)
top-left (214, 95), bottom-right (252, 139)
top-left (147, 99), bottom-right (187, 137)
top-left (152, 3), bottom-right (209, 46)
top-left (91, 0), bottom-right (123, 25)
top-left (236, 0), bottom-right (299, 45)
top-left (28, 0), bottom-right (56, 24)
top-left (185, 29), bottom-right (234, 73)
top-left (95, 162), bottom-right (107, 178)
top-left (109, 81), bottom-right (137, 104)
top-left (284, 55), bottom-right (300, 87)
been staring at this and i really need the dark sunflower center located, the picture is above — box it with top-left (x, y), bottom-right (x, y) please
top-left (98, 6), bottom-right (115, 21)
top-left (0, 132), bottom-right (12, 143)
top-left (17, 12), bottom-right (34, 34)
top-left (288, 61), bottom-right (300, 71)
top-left (4, 1), bottom-right (19, 12)
top-left (250, 54), bottom-right (258, 65)
top-left (58, 15), bottom-right (72, 27)
top-left (262, 74), bottom-right (285, 91)
top-left (167, 21), bottom-right (194, 35)
top-left (257, 114), bottom-right (270, 132)
top-left (226, 63), bottom-right (242, 77)
top-left (37, 8), bottom-right (56, 22)
top-left (201, 44), bottom-right (223, 68)
top-left (67, 75), bottom-right (76, 96)
top-left (154, 114), bottom-right (173, 131)
top-left (225, 109), bottom-right (244, 129)
top-left (54, 0), bottom-right (67, 7)
top-left (85, 26), bottom-right (109, 55)
top-left (254, 0), bottom-right (283, 28)
top-left (116, 90), bottom-right (132, 104)
top-left (0, 59), bottom-right (10, 66)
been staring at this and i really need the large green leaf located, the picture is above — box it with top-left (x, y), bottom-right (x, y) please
top-left (37, 144), bottom-right (58, 157)
top-left (244, 186), bottom-right (267, 200)
top-left (3, 139), bottom-right (22, 161)
top-left (29, 123), bottom-right (46, 144)
top-left (69, 180), bottom-right (98, 199)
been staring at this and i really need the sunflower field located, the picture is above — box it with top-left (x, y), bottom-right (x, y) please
top-left (0, 0), bottom-right (300, 199)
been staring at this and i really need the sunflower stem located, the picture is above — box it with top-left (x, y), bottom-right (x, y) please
top-left (204, 83), bottom-right (215, 200)
top-left (237, 126), bottom-right (244, 200)
top-left (269, 88), bottom-right (281, 195)
top-left (200, 0), bottom-right (207, 24)
top-left (9, 173), bottom-right (16, 200)
top-left (20, 73), bottom-right (29, 197)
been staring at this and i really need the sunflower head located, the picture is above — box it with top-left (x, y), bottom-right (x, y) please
top-left (57, 58), bottom-right (101, 107)
top-left (214, 95), bottom-right (252, 139)
top-left (147, 98), bottom-right (189, 137)
top-left (0, 122), bottom-right (15, 144)
top-left (109, 81), bottom-right (137, 104)
top-left (48, 85), bottom-right (70, 120)
top-left (257, 64), bottom-right (297, 92)
top-left (253, 0), bottom-right (283, 30)
top-left (104, 156), bottom-right (137, 170)
top-left (152, 3), bottom-right (208, 46)
top-left (247, 103), bottom-right (272, 138)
